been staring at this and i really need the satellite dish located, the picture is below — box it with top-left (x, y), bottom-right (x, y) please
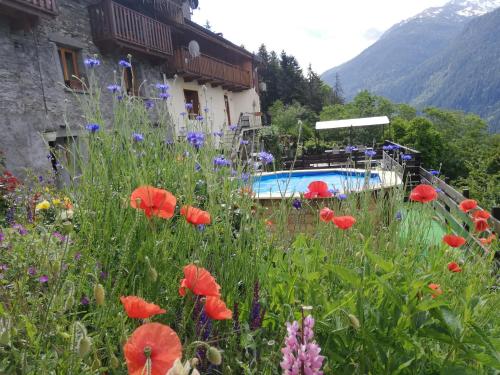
top-left (188, 40), bottom-right (201, 58)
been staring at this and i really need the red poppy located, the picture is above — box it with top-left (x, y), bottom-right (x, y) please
top-left (179, 264), bottom-right (221, 297)
top-left (443, 234), bottom-right (466, 248)
top-left (130, 186), bottom-right (176, 219)
top-left (319, 207), bottom-right (335, 222)
top-left (447, 262), bottom-right (462, 273)
top-left (409, 184), bottom-right (438, 203)
top-left (428, 283), bottom-right (443, 298)
top-left (480, 234), bottom-right (496, 245)
top-left (332, 215), bottom-right (356, 230)
top-left (180, 206), bottom-right (211, 226)
top-left (458, 199), bottom-right (477, 213)
top-left (472, 210), bottom-right (491, 220)
top-left (205, 296), bottom-right (232, 320)
top-left (120, 296), bottom-right (166, 319)
top-left (304, 181), bottom-right (333, 199)
top-left (265, 220), bottom-right (274, 227)
top-left (124, 323), bottom-right (181, 375)
top-left (474, 218), bottom-right (489, 232)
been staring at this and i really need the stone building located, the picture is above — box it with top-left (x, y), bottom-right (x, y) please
top-left (0, 0), bottom-right (262, 176)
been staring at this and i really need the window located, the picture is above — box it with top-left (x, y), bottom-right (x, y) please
top-left (183, 89), bottom-right (200, 119)
top-left (58, 47), bottom-right (82, 90)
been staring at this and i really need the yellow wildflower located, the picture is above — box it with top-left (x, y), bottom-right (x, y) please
top-left (52, 198), bottom-right (61, 206)
top-left (36, 200), bottom-right (51, 211)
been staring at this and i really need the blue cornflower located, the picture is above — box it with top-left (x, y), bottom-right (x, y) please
top-left (401, 154), bottom-right (412, 161)
top-left (345, 145), bottom-right (358, 153)
top-left (429, 169), bottom-right (440, 176)
top-left (85, 123), bottom-right (100, 133)
top-left (180, 112), bottom-right (187, 117)
top-left (292, 198), bottom-right (302, 210)
top-left (395, 211), bottom-right (403, 221)
top-left (329, 187), bottom-right (340, 195)
top-left (337, 193), bottom-right (348, 200)
top-left (240, 140), bottom-right (249, 145)
top-left (229, 124), bottom-right (238, 131)
top-left (145, 100), bottom-right (154, 110)
top-left (186, 132), bottom-right (205, 149)
top-left (195, 162), bottom-right (202, 172)
top-left (258, 151), bottom-right (274, 165)
top-left (84, 57), bottom-right (100, 68)
top-left (185, 102), bottom-right (193, 110)
top-left (383, 145), bottom-right (394, 151)
top-left (107, 84), bottom-right (121, 93)
top-left (159, 92), bottom-right (170, 100)
top-left (155, 83), bottom-right (170, 91)
top-left (213, 155), bottom-right (231, 167)
top-left (213, 131), bottom-right (223, 137)
top-left (165, 139), bottom-right (174, 145)
top-left (365, 150), bottom-right (377, 158)
top-left (435, 187), bottom-right (443, 193)
top-left (240, 172), bottom-right (250, 183)
top-left (117, 95), bottom-right (124, 101)
top-left (132, 133), bottom-right (144, 142)
top-left (204, 107), bottom-right (209, 113)
top-left (195, 115), bottom-right (204, 121)
top-left (197, 224), bottom-right (206, 232)
top-left (119, 59), bottom-right (131, 68)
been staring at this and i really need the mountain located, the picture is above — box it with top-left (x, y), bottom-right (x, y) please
top-left (321, 0), bottom-right (500, 132)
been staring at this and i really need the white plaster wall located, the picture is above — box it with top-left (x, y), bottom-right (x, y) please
top-left (165, 76), bottom-right (261, 147)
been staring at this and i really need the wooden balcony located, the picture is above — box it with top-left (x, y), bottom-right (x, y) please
top-left (171, 48), bottom-right (252, 91)
top-left (0, 0), bottom-right (57, 17)
top-left (88, 0), bottom-right (173, 59)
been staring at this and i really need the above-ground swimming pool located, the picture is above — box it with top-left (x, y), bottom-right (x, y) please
top-left (252, 169), bottom-right (401, 199)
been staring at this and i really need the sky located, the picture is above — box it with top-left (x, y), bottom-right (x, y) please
top-left (192, 0), bottom-right (449, 74)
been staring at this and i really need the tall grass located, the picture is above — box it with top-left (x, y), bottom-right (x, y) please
top-left (0, 66), bottom-right (498, 374)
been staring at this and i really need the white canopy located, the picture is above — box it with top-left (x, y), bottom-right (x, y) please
top-left (315, 116), bottom-right (390, 130)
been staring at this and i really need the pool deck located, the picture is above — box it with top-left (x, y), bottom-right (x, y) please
top-left (253, 168), bottom-right (403, 200)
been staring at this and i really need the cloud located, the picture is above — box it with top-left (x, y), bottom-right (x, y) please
top-left (363, 28), bottom-right (384, 41)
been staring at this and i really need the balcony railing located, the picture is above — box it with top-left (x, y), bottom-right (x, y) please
top-left (172, 48), bottom-right (252, 91)
top-left (1, 0), bottom-right (57, 16)
top-left (88, 0), bottom-right (173, 58)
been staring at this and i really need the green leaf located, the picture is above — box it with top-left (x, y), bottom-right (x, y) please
top-left (330, 265), bottom-right (361, 288)
top-left (364, 249), bottom-right (394, 273)
top-left (23, 316), bottom-right (37, 344)
top-left (393, 358), bottom-right (415, 375)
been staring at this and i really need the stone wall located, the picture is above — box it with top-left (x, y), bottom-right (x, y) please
top-left (0, 0), bottom-right (260, 177)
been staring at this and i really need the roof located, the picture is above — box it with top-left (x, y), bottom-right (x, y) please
top-left (315, 116), bottom-right (390, 130)
top-left (183, 20), bottom-right (256, 59)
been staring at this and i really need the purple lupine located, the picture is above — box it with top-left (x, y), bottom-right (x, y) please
top-left (187, 132), bottom-right (205, 149)
top-left (250, 281), bottom-right (265, 331)
top-left (280, 315), bottom-right (325, 374)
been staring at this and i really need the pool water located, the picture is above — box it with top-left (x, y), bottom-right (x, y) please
top-left (252, 170), bottom-right (382, 196)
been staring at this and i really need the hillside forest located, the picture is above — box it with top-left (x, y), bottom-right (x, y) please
top-left (256, 44), bottom-right (500, 209)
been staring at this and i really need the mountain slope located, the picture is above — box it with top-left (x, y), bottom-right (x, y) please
top-left (321, 0), bottom-right (500, 131)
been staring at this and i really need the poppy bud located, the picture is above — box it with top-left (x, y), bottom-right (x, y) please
top-left (110, 353), bottom-right (120, 369)
top-left (62, 221), bottom-right (73, 235)
top-left (207, 346), bottom-right (222, 365)
top-left (348, 314), bottom-right (360, 330)
top-left (78, 336), bottom-right (92, 358)
top-left (145, 256), bottom-right (158, 282)
top-left (94, 283), bottom-right (105, 306)
top-left (91, 357), bottom-right (102, 371)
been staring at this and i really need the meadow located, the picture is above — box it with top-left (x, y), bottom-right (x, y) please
top-left (0, 61), bottom-right (498, 375)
